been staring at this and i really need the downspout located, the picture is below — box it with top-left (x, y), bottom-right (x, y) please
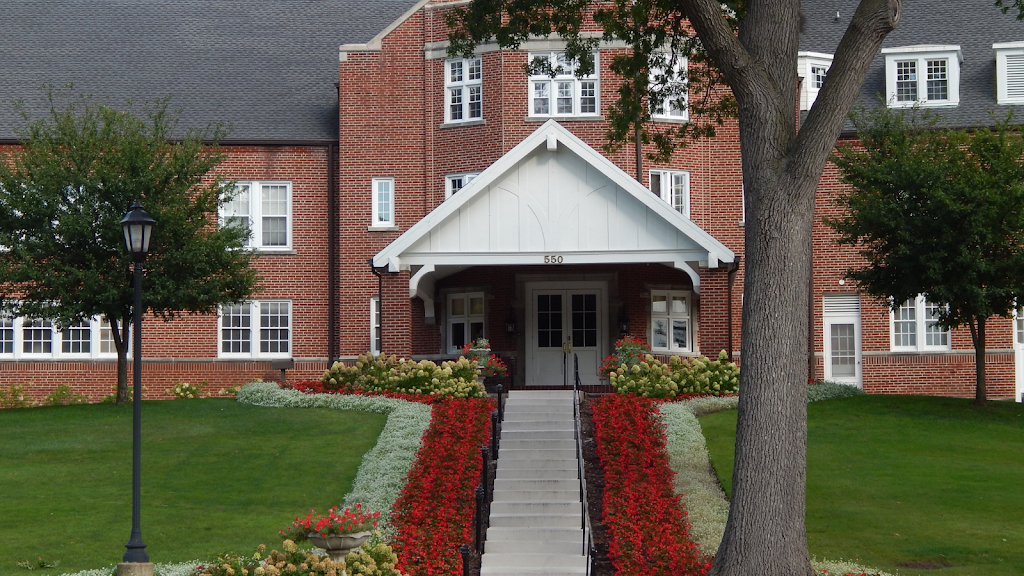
top-left (808, 247), bottom-right (816, 384)
top-left (369, 259), bottom-right (383, 354)
top-left (726, 256), bottom-right (741, 363)
top-left (328, 140), bottom-right (338, 363)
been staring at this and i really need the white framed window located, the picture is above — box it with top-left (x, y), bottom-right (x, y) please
top-left (370, 296), bottom-right (381, 356)
top-left (218, 300), bottom-right (292, 358)
top-left (650, 56), bottom-right (688, 120)
top-left (447, 292), bottom-right (485, 354)
top-left (0, 315), bottom-right (120, 359)
top-left (650, 290), bottom-right (691, 352)
top-left (371, 178), bottom-right (395, 228)
top-left (445, 172), bottom-right (480, 198)
top-left (220, 181), bottom-right (293, 250)
top-left (882, 46), bottom-right (961, 108)
top-left (994, 42), bottom-right (1024, 105)
top-left (798, 52), bottom-right (833, 111)
top-left (650, 169), bottom-right (690, 217)
top-left (446, 57), bottom-right (483, 123)
top-left (890, 295), bottom-right (950, 351)
top-left (528, 51), bottom-right (599, 118)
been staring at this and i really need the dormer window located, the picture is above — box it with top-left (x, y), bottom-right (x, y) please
top-left (881, 45), bottom-right (962, 108)
top-left (798, 52), bottom-right (833, 111)
top-left (994, 42), bottom-right (1024, 105)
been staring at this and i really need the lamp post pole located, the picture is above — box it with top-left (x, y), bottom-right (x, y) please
top-left (119, 202), bottom-right (155, 576)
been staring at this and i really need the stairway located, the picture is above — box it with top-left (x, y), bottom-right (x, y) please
top-left (480, 390), bottom-right (589, 576)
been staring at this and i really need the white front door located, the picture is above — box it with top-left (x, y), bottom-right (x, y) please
top-left (823, 294), bottom-right (862, 387)
top-left (526, 282), bottom-right (606, 387)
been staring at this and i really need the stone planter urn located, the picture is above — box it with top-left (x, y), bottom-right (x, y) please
top-left (307, 531), bottom-right (372, 562)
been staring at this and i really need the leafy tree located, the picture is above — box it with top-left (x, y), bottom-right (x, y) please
top-left (830, 108), bottom-right (1024, 406)
top-left (447, 1), bottom-right (906, 574)
top-left (0, 92), bottom-right (261, 404)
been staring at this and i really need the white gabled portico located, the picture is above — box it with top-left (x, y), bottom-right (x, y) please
top-left (373, 120), bottom-right (735, 385)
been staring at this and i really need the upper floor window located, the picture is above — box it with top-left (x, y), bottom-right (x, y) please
top-left (446, 57), bottom-right (483, 123)
top-left (891, 295), bottom-right (950, 351)
top-left (447, 292), bottom-right (484, 354)
top-left (221, 181), bottom-right (292, 250)
top-left (650, 290), bottom-right (692, 352)
top-left (882, 46), bottom-right (961, 108)
top-left (446, 172), bottom-right (480, 198)
top-left (219, 300), bottom-right (291, 358)
top-left (797, 52), bottom-right (833, 111)
top-left (0, 314), bottom-right (119, 359)
top-left (370, 296), bottom-right (381, 356)
top-left (650, 56), bottom-right (688, 120)
top-left (371, 178), bottom-right (395, 228)
top-left (528, 51), bottom-right (599, 118)
top-left (994, 42), bottom-right (1024, 105)
top-left (650, 169), bottom-right (690, 217)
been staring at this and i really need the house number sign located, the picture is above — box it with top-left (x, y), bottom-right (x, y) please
top-left (543, 255), bottom-right (564, 264)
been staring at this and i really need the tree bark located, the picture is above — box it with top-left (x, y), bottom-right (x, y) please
top-left (969, 317), bottom-right (988, 406)
top-left (111, 316), bottom-right (130, 405)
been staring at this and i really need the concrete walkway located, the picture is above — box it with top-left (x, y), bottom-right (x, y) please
top-left (480, 390), bottom-right (589, 576)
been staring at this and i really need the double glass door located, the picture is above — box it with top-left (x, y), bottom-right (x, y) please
top-left (527, 283), bottom-right (604, 386)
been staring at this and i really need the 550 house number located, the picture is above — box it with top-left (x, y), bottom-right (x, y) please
top-left (543, 255), bottom-right (564, 264)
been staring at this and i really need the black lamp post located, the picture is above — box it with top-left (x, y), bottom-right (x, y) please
top-left (119, 202), bottom-right (154, 569)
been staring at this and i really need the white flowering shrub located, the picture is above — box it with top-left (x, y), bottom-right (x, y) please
top-left (321, 354), bottom-right (484, 399)
top-left (807, 380), bottom-right (866, 403)
top-left (607, 350), bottom-right (739, 399)
top-left (168, 381), bottom-right (206, 399)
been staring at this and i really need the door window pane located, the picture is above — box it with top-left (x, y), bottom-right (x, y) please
top-left (830, 323), bottom-right (856, 377)
top-left (571, 293), bottom-right (597, 347)
top-left (537, 294), bottom-right (562, 348)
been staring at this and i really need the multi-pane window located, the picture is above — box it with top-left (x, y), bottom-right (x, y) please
top-left (0, 314), bottom-right (13, 354)
top-left (372, 178), bottom-right (395, 227)
top-left (62, 320), bottom-right (91, 354)
top-left (650, 170), bottom-right (690, 217)
top-left (650, 290), bottom-right (691, 352)
top-left (891, 295), bottom-right (950, 351)
top-left (99, 319), bottom-right (118, 354)
top-left (446, 173), bottom-right (480, 198)
top-left (370, 296), bottom-right (381, 356)
top-left (23, 319), bottom-right (53, 354)
top-left (528, 52), bottom-right (599, 117)
top-left (811, 65), bottom-right (827, 89)
top-left (883, 47), bottom-right (960, 108)
top-left (220, 181), bottom-right (292, 250)
top-left (448, 292), bottom-right (484, 353)
top-left (650, 56), bottom-right (688, 120)
top-left (0, 315), bottom-right (118, 359)
top-left (798, 52), bottom-right (833, 111)
top-left (446, 57), bottom-right (483, 123)
top-left (219, 301), bottom-right (291, 358)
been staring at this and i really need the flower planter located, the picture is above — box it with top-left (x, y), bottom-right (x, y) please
top-left (469, 348), bottom-right (491, 367)
top-left (307, 531), bottom-right (372, 562)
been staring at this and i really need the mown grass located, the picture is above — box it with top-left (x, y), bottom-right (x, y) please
top-left (699, 395), bottom-right (1024, 576)
top-left (0, 398), bottom-right (386, 575)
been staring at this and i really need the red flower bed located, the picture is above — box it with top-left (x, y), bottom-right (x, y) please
top-left (390, 398), bottom-right (493, 576)
top-left (591, 394), bottom-right (710, 576)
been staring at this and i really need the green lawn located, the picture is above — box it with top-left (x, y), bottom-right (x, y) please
top-left (699, 395), bottom-right (1024, 576)
top-left (0, 398), bottom-right (386, 575)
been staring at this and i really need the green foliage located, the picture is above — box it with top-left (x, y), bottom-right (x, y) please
top-left (194, 537), bottom-right (405, 576)
top-left (607, 350), bottom-right (739, 399)
top-left (0, 383), bottom-right (30, 408)
top-left (40, 384), bottom-right (87, 406)
top-left (807, 380), bottom-right (865, 403)
top-left (16, 557), bottom-right (60, 570)
top-left (446, 0), bottom-right (736, 163)
top-left (169, 381), bottom-right (207, 399)
top-left (321, 354), bottom-right (485, 398)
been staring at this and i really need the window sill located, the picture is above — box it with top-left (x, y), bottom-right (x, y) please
top-left (367, 225), bottom-right (399, 232)
top-left (256, 248), bottom-right (297, 255)
top-left (887, 101), bottom-right (959, 109)
top-left (440, 119), bottom-right (486, 129)
top-left (651, 115), bottom-right (690, 124)
top-left (526, 115), bottom-right (605, 122)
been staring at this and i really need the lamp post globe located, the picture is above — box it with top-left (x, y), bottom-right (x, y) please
top-left (119, 201), bottom-right (154, 573)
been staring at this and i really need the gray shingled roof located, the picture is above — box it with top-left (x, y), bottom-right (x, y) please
top-left (0, 0), bottom-right (420, 142)
top-left (801, 0), bottom-right (1024, 129)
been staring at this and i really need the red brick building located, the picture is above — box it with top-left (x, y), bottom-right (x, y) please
top-left (1, 0), bottom-right (1022, 401)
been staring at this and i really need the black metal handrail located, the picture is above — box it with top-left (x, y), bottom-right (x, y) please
top-left (572, 354), bottom-right (594, 573)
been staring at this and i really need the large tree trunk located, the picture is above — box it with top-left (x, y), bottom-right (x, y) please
top-left (111, 316), bottom-right (130, 405)
top-left (969, 316), bottom-right (988, 406)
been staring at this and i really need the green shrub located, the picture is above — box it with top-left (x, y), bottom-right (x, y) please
top-left (41, 384), bottom-right (87, 406)
top-left (169, 381), bottom-right (207, 399)
top-left (321, 354), bottom-right (484, 398)
top-left (193, 537), bottom-right (405, 576)
top-left (0, 383), bottom-right (31, 408)
top-left (607, 350), bottom-right (739, 399)
top-left (807, 380), bottom-right (865, 403)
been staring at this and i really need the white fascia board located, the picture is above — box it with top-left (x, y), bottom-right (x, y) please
top-left (994, 41), bottom-right (1024, 50)
top-left (882, 44), bottom-right (963, 61)
top-left (396, 249), bottom-right (713, 267)
top-left (798, 51), bottom-right (834, 60)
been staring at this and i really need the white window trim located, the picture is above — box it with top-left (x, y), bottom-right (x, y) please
top-left (650, 169), bottom-right (691, 218)
top-left (651, 55), bottom-right (689, 121)
top-left (528, 51), bottom-right (600, 118)
top-left (370, 296), bottom-right (381, 356)
top-left (445, 172), bottom-right (480, 198)
top-left (994, 42), bottom-right (1024, 105)
top-left (218, 300), bottom-right (292, 359)
top-left (446, 291), bottom-right (486, 354)
top-left (889, 294), bottom-right (951, 352)
top-left (445, 56), bottom-right (483, 123)
top-left (650, 290), bottom-right (693, 353)
top-left (219, 180), bottom-right (293, 251)
top-left (0, 315), bottom-right (119, 360)
top-left (798, 51), bottom-right (833, 111)
top-left (881, 45), bottom-right (962, 108)
top-left (371, 178), bottom-right (395, 228)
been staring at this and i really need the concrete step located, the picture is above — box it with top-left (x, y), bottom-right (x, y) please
top-left (484, 538), bottom-right (587, 555)
top-left (498, 448), bottom-right (577, 461)
top-left (492, 489), bottom-right (580, 502)
top-left (495, 458), bottom-right (577, 471)
top-left (493, 478), bottom-right (579, 492)
top-left (481, 553), bottom-right (587, 570)
top-left (494, 467), bottom-right (579, 480)
top-left (489, 513), bottom-right (581, 528)
top-left (506, 391), bottom-right (576, 400)
top-left (501, 421), bottom-right (574, 432)
top-left (501, 429), bottom-right (575, 440)
top-left (502, 412), bottom-right (573, 421)
top-left (500, 439), bottom-right (576, 450)
top-left (480, 567), bottom-right (587, 576)
top-left (491, 501), bottom-right (583, 515)
top-left (486, 526), bottom-right (584, 542)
